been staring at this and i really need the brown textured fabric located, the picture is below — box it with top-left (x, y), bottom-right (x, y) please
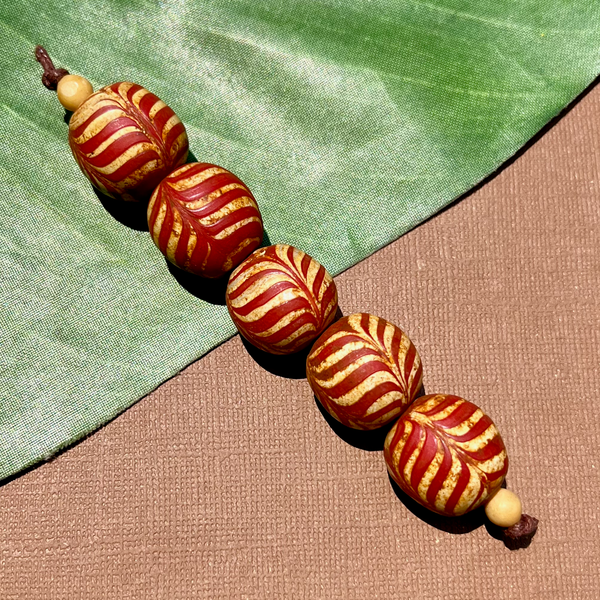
top-left (1, 82), bottom-right (599, 599)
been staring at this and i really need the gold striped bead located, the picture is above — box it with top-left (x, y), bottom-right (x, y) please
top-left (226, 244), bottom-right (338, 355)
top-left (307, 313), bottom-right (423, 430)
top-left (385, 394), bottom-right (508, 516)
top-left (147, 163), bottom-right (263, 278)
top-left (68, 82), bottom-right (188, 202)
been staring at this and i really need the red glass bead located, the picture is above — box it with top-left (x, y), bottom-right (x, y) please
top-left (147, 163), bottom-right (263, 278)
top-left (226, 244), bottom-right (338, 354)
top-left (384, 394), bottom-right (509, 516)
top-left (68, 82), bottom-right (188, 201)
top-left (306, 313), bottom-right (423, 430)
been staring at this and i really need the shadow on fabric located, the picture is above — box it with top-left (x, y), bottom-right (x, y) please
top-left (387, 474), bottom-right (486, 535)
top-left (95, 187), bottom-right (150, 232)
top-left (166, 261), bottom-right (229, 306)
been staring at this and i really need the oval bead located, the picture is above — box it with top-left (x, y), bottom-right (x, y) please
top-left (226, 244), bottom-right (338, 355)
top-left (147, 163), bottom-right (264, 278)
top-left (306, 314), bottom-right (423, 430)
top-left (68, 81), bottom-right (189, 202)
top-left (384, 394), bottom-right (508, 516)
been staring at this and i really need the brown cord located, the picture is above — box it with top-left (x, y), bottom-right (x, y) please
top-left (35, 46), bottom-right (69, 91)
top-left (503, 513), bottom-right (539, 542)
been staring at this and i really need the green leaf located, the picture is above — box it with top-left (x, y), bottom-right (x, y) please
top-left (1, 0), bottom-right (598, 480)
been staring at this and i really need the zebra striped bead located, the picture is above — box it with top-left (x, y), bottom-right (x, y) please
top-left (306, 314), bottom-right (423, 430)
top-left (147, 163), bottom-right (263, 278)
top-left (384, 394), bottom-right (508, 517)
top-left (68, 81), bottom-right (188, 202)
top-left (226, 245), bottom-right (338, 355)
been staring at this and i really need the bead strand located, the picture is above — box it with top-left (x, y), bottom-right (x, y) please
top-left (35, 44), bottom-right (537, 546)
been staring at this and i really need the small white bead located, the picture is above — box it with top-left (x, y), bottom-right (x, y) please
top-left (485, 488), bottom-right (522, 528)
top-left (57, 74), bottom-right (93, 112)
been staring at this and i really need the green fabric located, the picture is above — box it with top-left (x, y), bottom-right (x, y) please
top-left (1, 0), bottom-right (598, 481)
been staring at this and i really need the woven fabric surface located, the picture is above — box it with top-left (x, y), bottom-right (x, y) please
top-left (0, 76), bottom-right (598, 600)
top-left (1, 0), bottom-right (600, 480)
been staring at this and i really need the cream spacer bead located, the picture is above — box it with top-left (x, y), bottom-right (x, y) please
top-left (485, 488), bottom-right (522, 528)
top-left (57, 74), bottom-right (93, 112)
